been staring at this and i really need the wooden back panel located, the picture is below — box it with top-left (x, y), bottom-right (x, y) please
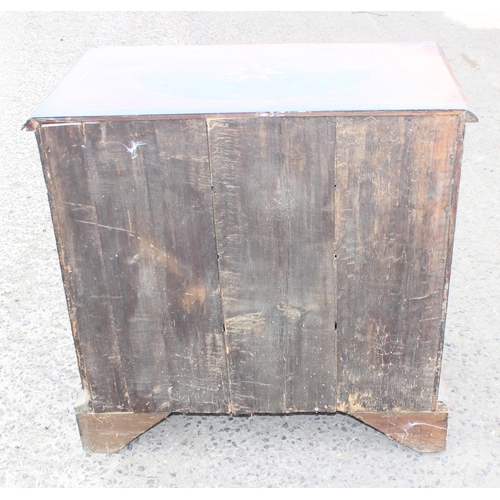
top-left (38, 120), bottom-right (229, 414)
top-left (37, 113), bottom-right (464, 415)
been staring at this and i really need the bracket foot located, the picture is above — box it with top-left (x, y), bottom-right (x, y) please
top-left (350, 402), bottom-right (448, 452)
top-left (76, 411), bottom-right (168, 453)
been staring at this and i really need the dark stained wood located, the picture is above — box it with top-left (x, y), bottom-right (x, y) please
top-left (432, 113), bottom-right (466, 411)
top-left (30, 43), bottom-right (475, 454)
top-left (76, 411), bottom-right (167, 453)
top-left (36, 112), bottom-right (468, 453)
top-left (39, 120), bottom-right (229, 414)
top-left (24, 110), bottom-right (475, 133)
top-left (38, 123), bottom-right (129, 411)
top-left (351, 402), bottom-right (448, 452)
top-left (335, 115), bottom-right (463, 413)
top-left (208, 117), bottom-right (337, 414)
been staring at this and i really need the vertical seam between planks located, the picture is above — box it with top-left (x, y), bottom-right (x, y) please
top-left (332, 117), bottom-right (339, 413)
top-left (279, 117), bottom-right (292, 413)
top-left (282, 117), bottom-right (291, 413)
top-left (432, 114), bottom-right (465, 411)
top-left (205, 118), bottom-right (234, 414)
top-left (400, 115), bottom-right (415, 410)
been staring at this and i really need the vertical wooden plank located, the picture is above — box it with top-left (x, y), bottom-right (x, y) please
top-left (208, 117), bottom-right (336, 414)
top-left (432, 114), bottom-right (466, 410)
top-left (40, 119), bottom-right (229, 414)
top-left (283, 118), bottom-right (337, 413)
top-left (335, 115), bottom-right (460, 412)
top-left (38, 123), bottom-right (129, 412)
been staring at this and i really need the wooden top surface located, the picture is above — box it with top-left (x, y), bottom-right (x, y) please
top-left (29, 42), bottom-right (476, 121)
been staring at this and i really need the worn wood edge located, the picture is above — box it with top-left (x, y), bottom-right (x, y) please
top-left (25, 110), bottom-right (470, 128)
top-left (23, 111), bottom-right (476, 133)
top-left (76, 410), bottom-right (168, 453)
top-left (35, 125), bottom-right (100, 405)
top-left (436, 44), bottom-right (478, 123)
top-left (22, 118), bottom-right (38, 131)
top-left (463, 110), bottom-right (478, 122)
top-left (432, 115), bottom-right (467, 411)
top-left (349, 402), bottom-right (448, 453)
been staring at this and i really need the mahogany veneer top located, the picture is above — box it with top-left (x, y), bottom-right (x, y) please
top-left (29, 42), bottom-right (476, 121)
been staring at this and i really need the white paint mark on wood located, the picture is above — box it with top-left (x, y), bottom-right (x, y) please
top-left (120, 140), bottom-right (146, 159)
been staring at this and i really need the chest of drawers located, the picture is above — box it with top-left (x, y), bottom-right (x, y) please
top-left (26, 43), bottom-right (476, 452)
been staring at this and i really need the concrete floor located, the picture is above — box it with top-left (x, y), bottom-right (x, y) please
top-left (1, 11), bottom-right (499, 487)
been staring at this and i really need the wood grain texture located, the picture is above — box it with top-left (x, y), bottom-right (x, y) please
top-left (335, 115), bottom-right (462, 413)
top-left (39, 123), bottom-right (128, 411)
top-left (352, 402), bottom-right (448, 452)
top-left (76, 411), bottom-right (167, 453)
top-left (208, 117), bottom-right (337, 414)
top-left (432, 113), bottom-right (466, 410)
top-left (39, 120), bottom-right (228, 414)
top-left (37, 111), bottom-right (467, 454)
